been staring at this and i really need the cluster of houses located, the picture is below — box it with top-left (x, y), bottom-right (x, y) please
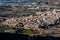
top-left (1, 9), bottom-right (60, 29)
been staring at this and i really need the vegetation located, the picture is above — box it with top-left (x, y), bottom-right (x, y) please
top-left (20, 29), bottom-right (39, 35)
top-left (0, 5), bottom-right (12, 8)
top-left (0, 25), bottom-right (16, 33)
top-left (9, 29), bottom-right (16, 33)
top-left (0, 14), bottom-right (21, 17)
top-left (0, 25), bottom-right (8, 32)
top-left (16, 23), bottom-right (24, 28)
top-left (0, 18), bottom-right (6, 22)
top-left (40, 9), bottom-right (47, 12)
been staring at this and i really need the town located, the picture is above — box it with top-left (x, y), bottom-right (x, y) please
top-left (0, 0), bottom-right (60, 37)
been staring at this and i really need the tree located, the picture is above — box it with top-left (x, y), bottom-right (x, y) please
top-left (16, 23), bottom-right (24, 28)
